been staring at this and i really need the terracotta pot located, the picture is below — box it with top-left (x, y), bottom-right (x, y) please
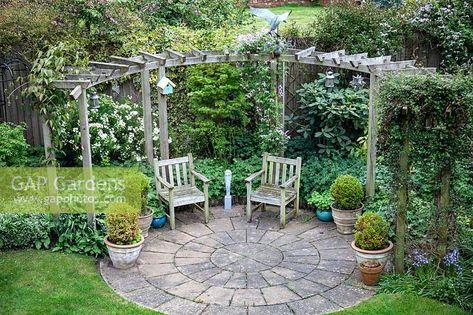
top-left (138, 207), bottom-right (153, 238)
top-left (104, 235), bottom-right (144, 269)
top-left (331, 203), bottom-right (363, 234)
top-left (351, 240), bottom-right (393, 266)
top-left (359, 260), bottom-right (383, 286)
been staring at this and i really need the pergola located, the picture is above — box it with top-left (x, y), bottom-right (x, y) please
top-left (51, 47), bottom-right (436, 200)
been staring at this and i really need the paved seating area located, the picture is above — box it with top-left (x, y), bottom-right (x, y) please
top-left (100, 206), bottom-right (374, 315)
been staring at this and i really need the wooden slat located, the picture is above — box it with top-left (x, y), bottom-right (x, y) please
top-left (182, 163), bottom-right (188, 185)
top-left (168, 165), bottom-right (174, 186)
top-left (161, 166), bottom-right (166, 183)
top-left (140, 51), bottom-right (166, 65)
top-left (155, 156), bottom-right (188, 167)
top-left (267, 155), bottom-right (298, 165)
top-left (274, 163), bottom-right (280, 185)
top-left (281, 163), bottom-right (287, 184)
top-left (268, 161), bottom-right (274, 185)
top-left (261, 153), bottom-right (268, 185)
top-left (175, 164), bottom-right (181, 186)
top-left (289, 165), bottom-right (294, 178)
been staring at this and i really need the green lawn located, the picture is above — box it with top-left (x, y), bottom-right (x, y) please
top-left (0, 250), bottom-right (468, 315)
top-left (243, 4), bottom-right (324, 34)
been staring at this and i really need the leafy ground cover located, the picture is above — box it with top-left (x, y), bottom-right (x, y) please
top-left (0, 250), bottom-right (467, 315)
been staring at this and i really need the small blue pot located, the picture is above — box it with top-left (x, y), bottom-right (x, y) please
top-left (151, 215), bottom-right (167, 228)
top-left (316, 209), bottom-right (333, 222)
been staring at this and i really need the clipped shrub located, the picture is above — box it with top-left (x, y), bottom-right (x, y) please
top-left (354, 212), bottom-right (389, 250)
top-left (105, 203), bottom-right (141, 245)
top-left (0, 214), bottom-right (51, 249)
top-left (330, 175), bottom-right (364, 210)
top-left (0, 123), bottom-right (30, 166)
top-left (123, 172), bottom-right (150, 214)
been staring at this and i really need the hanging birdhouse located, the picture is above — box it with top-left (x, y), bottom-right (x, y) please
top-left (157, 77), bottom-right (175, 95)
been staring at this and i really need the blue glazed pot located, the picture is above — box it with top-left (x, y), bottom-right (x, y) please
top-left (151, 215), bottom-right (167, 228)
top-left (316, 209), bottom-right (333, 222)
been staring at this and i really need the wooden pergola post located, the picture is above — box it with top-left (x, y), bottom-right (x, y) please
top-left (141, 69), bottom-right (154, 163)
top-left (77, 87), bottom-right (95, 228)
top-left (157, 66), bottom-right (170, 159)
top-left (366, 73), bottom-right (378, 198)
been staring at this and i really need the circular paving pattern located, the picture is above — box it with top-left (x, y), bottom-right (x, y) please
top-left (100, 206), bottom-right (374, 315)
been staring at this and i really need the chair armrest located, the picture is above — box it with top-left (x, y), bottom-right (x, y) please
top-left (280, 175), bottom-right (298, 189)
top-left (191, 170), bottom-right (210, 184)
top-left (245, 170), bottom-right (263, 183)
top-left (156, 175), bottom-right (174, 190)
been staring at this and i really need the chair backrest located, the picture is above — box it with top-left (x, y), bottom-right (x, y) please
top-left (261, 153), bottom-right (302, 188)
top-left (154, 153), bottom-right (195, 192)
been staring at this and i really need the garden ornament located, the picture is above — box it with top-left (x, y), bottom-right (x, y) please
top-left (224, 169), bottom-right (232, 210)
top-left (350, 74), bottom-right (366, 90)
top-left (249, 7), bottom-right (292, 34)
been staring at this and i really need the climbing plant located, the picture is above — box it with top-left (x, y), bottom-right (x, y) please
top-left (377, 73), bottom-right (473, 272)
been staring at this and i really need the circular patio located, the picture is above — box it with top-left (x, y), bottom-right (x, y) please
top-left (100, 206), bottom-right (374, 315)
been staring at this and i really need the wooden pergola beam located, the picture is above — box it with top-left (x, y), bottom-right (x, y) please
top-left (89, 61), bottom-right (129, 72)
top-left (140, 51), bottom-right (166, 65)
top-left (165, 49), bottom-right (186, 63)
top-left (110, 56), bottom-right (147, 67)
top-left (295, 47), bottom-right (315, 61)
top-left (191, 47), bottom-right (207, 61)
top-left (314, 50), bottom-right (346, 62)
top-left (53, 80), bottom-right (90, 89)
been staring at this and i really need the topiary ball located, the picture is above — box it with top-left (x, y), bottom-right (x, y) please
top-left (330, 175), bottom-right (364, 210)
top-left (354, 212), bottom-right (389, 250)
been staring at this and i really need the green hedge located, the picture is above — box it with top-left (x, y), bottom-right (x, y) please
top-left (0, 214), bottom-right (51, 249)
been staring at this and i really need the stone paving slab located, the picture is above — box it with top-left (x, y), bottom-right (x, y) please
top-left (100, 206), bottom-right (374, 314)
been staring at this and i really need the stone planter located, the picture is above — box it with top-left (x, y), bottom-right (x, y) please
top-left (331, 203), bottom-right (363, 234)
top-left (138, 207), bottom-right (153, 238)
top-left (351, 240), bottom-right (393, 266)
top-left (359, 260), bottom-right (383, 286)
top-left (104, 235), bottom-right (144, 269)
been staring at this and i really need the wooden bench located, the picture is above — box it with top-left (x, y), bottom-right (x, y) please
top-left (245, 153), bottom-right (302, 228)
top-left (154, 153), bottom-right (209, 230)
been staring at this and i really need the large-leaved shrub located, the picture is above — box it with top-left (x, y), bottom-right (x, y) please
top-left (0, 214), bottom-right (51, 249)
top-left (0, 123), bottom-right (29, 166)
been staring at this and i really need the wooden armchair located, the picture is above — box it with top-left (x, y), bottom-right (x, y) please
top-left (245, 153), bottom-right (302, 228)
top-left (154, 153), bottom-right (209, 230)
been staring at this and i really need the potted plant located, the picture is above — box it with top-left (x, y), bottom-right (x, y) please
top-left (359, 260), bottom-right (383, 286)
top-left (104, 202), bottom-right (144, 269)
top-left (351, 212), bottom-right (393, 266)
top-left (330, 175), bottom-right (364, 234)
top-left (307, 190), bottom-right (333, 222)
top-left (148, 190), bottom-right (167, 229)
top-left (125, 172), bottom-right (153, 237)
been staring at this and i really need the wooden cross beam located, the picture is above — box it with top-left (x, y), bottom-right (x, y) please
top-left (165, 49), bottom-right (186, 63)
top-left (89, 61), bottom-right (129, 72)
top-left (191, 47), bottom-right (207, 61)
top-left (140, 51), bottom-right (166, 66)
top-left (65, 73), bottom-right (103, 82)
top-left (295, 47), bottom-right (315, 61)
top-left (370, 60), bottom-right (417, 72)
top-left (110, 56), bottom-right (147, 67)
top-left (314, 50), bottom-right (346, 62)
top-left (351, 56), bottom-right (392, 68)
top-left (334, 53), bottom-right (368, 65)
top-left (53, 80), bottom-right (90, 89)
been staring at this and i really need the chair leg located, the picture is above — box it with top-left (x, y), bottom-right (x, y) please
top-left (280, 191), bottom-right (286, 229)
top-left (246, 182), bottom-right (252, 222)
top-left (170, 204), bottom-right (175, 230)
top-left (262, 203), bottom-right (266, 212)
top-left (295, 192), bottom-right (300, 216)
top-left (204, 200), bottom-right (209, 224)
